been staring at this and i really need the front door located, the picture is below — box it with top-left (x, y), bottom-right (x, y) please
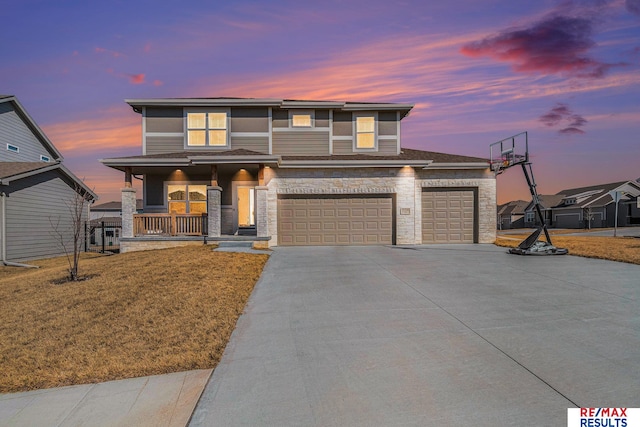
top-left (237, 186), bottom-right (255, 227)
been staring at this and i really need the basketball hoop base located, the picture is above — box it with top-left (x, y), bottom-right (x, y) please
top-left (507, 228), bottom-right (569, 256)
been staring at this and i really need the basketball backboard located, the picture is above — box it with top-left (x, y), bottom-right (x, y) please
top-left (489, 131), bottom-right (529, 174)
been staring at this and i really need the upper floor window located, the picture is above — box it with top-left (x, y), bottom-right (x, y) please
top-left (40, 155), bottom-right (50, 162)
top-left (187, 111), bottom-right (228, 147)
top-left (355, 115), bottom-right (376, 149)
top-left (7, 144), bottom-right (19, 153)
top-left (290, 110), bottom-right (314, 128)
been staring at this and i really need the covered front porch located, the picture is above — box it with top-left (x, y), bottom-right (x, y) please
top-left (101, 150), bottom-right (278, 252)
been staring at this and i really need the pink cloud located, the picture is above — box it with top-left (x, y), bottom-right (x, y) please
top-left (41, 111), bottom-right (140, 154)
top-left (153, 79), bottom-right (163, 86)
top-left (128, 73), bottom-right (146, 84)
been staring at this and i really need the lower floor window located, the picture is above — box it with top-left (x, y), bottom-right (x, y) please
top-left (168, 184), bottom-right (207, 214)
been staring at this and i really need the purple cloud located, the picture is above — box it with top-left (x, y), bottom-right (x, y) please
top-left (559, 127), bottom-right (586, 135)
top-left (627, 0), bottom-right (640, 15)
top-left (540, 103), bottom-right (588, 135)
top-left (461, 14), bottom-right (618, 78)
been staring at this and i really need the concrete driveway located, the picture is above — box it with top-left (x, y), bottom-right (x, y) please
top-left (190, 245), bottom-right (640, 427)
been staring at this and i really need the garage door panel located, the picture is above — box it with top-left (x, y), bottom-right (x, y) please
top-left (279, 196), bottom-right (392, 246)
top-left (422, 190), bottom-right (475, 244)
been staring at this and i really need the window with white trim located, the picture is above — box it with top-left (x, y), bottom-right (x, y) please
top-left (186, 111), bottom-right (228, 147)
top-left (525, 212), bottom-right (535, 222)
top-left (290, 110), bottom-right (314, 127)
top-left (7, 144), bottom-right (19, 153)
top-left (40, 155), bottom-right (50, 162)
top-left (167, 184), bottom-right (207, 214)
top-left (355, 115), bottom-right (376, 149)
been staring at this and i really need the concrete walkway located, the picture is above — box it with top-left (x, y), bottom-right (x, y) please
top-left (190, 245), bottom-right (640, 426)
top-left (0, 369), bottom-right (211, 427)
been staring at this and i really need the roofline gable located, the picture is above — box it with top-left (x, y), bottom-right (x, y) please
top-left (0, 161), bottom-right (97, 201)
top-left (0, 96), bottom-right (63, 161)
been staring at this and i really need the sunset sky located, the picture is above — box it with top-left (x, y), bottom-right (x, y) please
top-left (2, 0), bottom-right (639, 204)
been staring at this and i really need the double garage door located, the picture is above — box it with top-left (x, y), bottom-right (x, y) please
top-left (278, 195), bottom-right (393, 246)
top-left (277, 189), bottom-right (476, 246)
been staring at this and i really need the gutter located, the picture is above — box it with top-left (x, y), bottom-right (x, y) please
top-left (189, 155), bottom-right (280, 165)
top-left (278, 160), bottom-right (432, 168)
top-left (0, 192), bottom-right (38, 268)
top-left (422, 162), bottom-right (489, 170)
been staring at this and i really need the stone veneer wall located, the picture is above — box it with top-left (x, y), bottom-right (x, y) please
top-left (263, 166), bottom-right (496, 246)
top-left (415, 169), bottom-right (496, 244)
top-left (120, 238), bottom-right (212, 253)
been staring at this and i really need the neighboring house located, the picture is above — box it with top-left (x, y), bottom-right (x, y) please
top-left (0, 95), bottom-right (97, 262)
top-left (90, 199), bottom-right (143, 220)
top-left (497, 200), bottom-right (528, 229)
top-left (523, 195), bottom-right (566, 228)
top-left (88, 200), bottom-right (142, 251)
top-left (551, 181), bottom-right (640, 229)
top-left (100, 98), bottom-right (496, 252)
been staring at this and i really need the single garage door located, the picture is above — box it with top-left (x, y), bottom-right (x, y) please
top-left (278, 195), bottom-right (393, 246)
top-left (422, 189), bottom-right (475, 243)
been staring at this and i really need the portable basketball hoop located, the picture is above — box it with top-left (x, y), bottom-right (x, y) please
top-left (491, 132), bottom-right (568, 256)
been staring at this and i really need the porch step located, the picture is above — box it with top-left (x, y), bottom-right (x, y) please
top-left (237, 227), bottom-right (257, 236)
top-left (216, 241), bottom-right (254, 248)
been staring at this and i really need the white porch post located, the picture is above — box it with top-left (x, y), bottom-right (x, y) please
top-left (207, 186), bottom-right (222, 237)
top-left (121, 187), bottom-right (137, 238)
top-left (255, 186), bottom-right (269, 238)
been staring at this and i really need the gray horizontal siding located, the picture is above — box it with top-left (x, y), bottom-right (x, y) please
top-left (144, 174), bottom-right (165, 207)
top-left (145, 107), bottom-right (183, 133)
top-left (332, 139), bottom-right (353, 155)
top-left (0, 103), bottom-right (56, 162)
top-left (230, 136), bottom-right (269, 153)
top-left (378, 112), bottom-right (398, 136)
top-left (378, 139), bottom-right (398, 155)
top-left (332, 112), bottom-right (352, 136)
top-left (145, 136), bottom-right (184, 155)
top-left (332, 138), bottom-right (398, 155)
top-left (315, 110), bottom-right (330, 128)
top-left (5, 170), bottom-right (87, 261)
top-left (231, 108), bottom-right (269, 133)
top-left (272, 108), bottom-right (288, 128)
top-left (273, 131), bottom-right (330, 155)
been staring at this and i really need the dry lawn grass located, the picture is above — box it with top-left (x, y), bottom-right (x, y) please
top-left (496, 235), bottom-right (640, 265)
top-left (0, 246), bottom-right (269, 393)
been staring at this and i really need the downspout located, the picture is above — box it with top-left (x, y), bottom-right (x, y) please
top-left (1, 192), bottom-right (39, 268)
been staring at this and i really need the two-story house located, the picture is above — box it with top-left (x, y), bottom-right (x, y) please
top-left (0, 95), bottom-right (96, 263)
top-left (100, 98), bottom-right (496, 251)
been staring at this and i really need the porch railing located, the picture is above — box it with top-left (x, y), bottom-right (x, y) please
top-left (134, 213), bottom-right (208, 236)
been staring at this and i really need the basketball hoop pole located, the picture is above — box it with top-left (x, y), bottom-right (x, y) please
top-left (520, 162), bottom-right (553, 244)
